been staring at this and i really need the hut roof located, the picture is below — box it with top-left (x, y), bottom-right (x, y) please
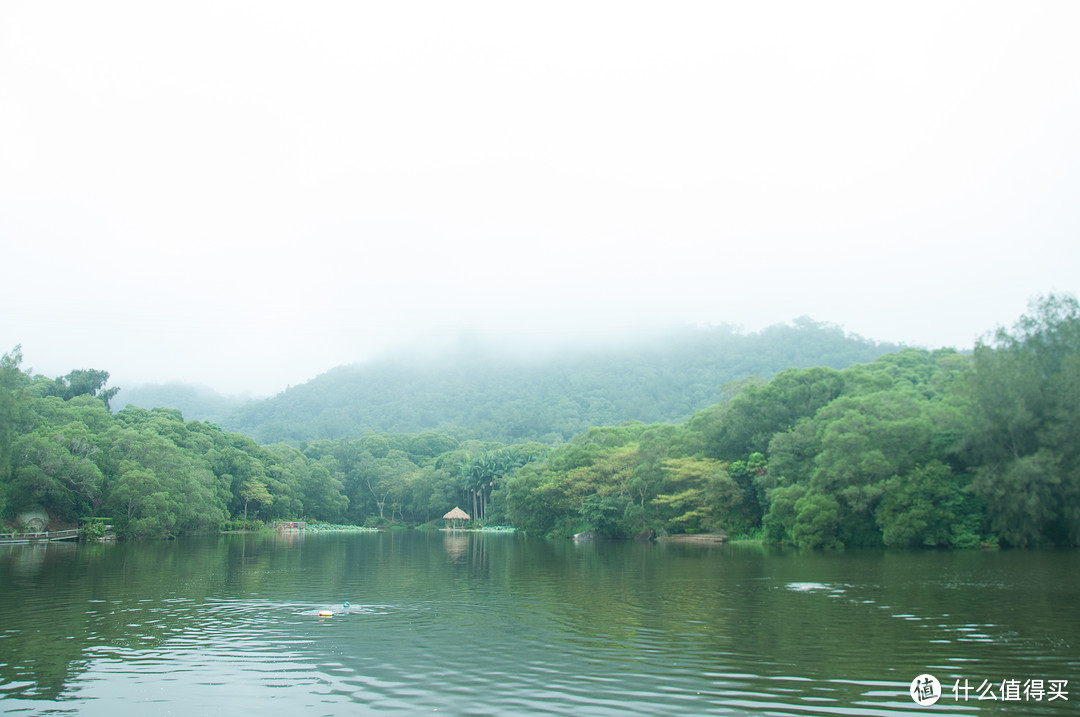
top-left (443, 507), bottom-right (470, 520)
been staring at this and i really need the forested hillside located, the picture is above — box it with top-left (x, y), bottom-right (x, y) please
top-left (218, 319), bottom-right (903, 444)
top-left (503, 294), bottom-right (1077, 549)
top-left (2, 295), bottom-right (1076, 547)
top-left (117, 383), bottom-right (250, 425)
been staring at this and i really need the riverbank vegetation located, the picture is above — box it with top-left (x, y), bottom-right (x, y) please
top-left (1, 295), bottom-right (1077, 547)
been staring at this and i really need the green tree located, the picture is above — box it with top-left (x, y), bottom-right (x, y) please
top-left (701, 366), bottom-right (844, 460)
top-left (654, 457), bottom-right (741, 534)
top-left (47, 369), bottom-right (120, 409)
top-left (875, 461), bottom-right (955, 547)
top-left (762, 483), bottom-right (808, 543)
top-left (964, 294), bottom-right (1080, 546)
top-left (9, 428), bottom-right (103, 522)
top-left (789, 492), bottom-right (840, 549)
top-left (239, 478), bottom-right (272, 520)
top-left (0, 346), bottom-right (28, 488)
top-left (106, 464), bottom-right (174, 537)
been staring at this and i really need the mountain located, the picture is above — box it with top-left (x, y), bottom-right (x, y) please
top-left (216, 319), bottom-right (906, 444)
top-left (116, 382), bottom-right (253, 424)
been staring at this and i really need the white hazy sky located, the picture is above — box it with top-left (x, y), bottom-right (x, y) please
top-left (2, 1), bottom-right (1079, 396)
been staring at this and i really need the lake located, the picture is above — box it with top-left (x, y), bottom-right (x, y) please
top-left (0, 531), bottom-right (1076, 715)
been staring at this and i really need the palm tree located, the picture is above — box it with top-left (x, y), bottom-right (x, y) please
top-left (459, 448), bottom-right (539, 525)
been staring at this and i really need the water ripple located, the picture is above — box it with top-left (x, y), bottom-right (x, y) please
top-left (3, 537), bottom-right (1078, 716)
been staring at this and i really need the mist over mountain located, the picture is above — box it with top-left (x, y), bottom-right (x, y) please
top-left (208, 319), bottom-right (904, 444)
top-left (116, 383), bottom-right (255, 424)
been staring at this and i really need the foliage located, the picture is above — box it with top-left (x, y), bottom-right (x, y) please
top-left (654, 457), bottom-right (741, 534)
top-left (494, 295), bottom-right (1080, 547)
top-left (1, 294), bottom-right (1077, 546)
top-left (43, 369), bottom-right (120, 410)
top-left (221, 519), bottom-right (264, 532)
top-left (218, 321), bottom-right (901, 443)
top-left (79, 517), bottom-right (108, 541)
top-left (113, 382), bottom-right (249, 424)
top-left (962, 294), bottom-right (1080, 546)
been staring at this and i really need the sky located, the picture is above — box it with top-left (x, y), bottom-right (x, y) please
top-left (2, 1), bottom-right (1079, 396)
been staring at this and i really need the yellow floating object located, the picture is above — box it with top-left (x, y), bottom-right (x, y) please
top-left (318, 610), bottom-right (333, 617)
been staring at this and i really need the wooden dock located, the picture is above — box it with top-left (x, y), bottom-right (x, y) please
top-left (0, 529), bottom-right (80, 544)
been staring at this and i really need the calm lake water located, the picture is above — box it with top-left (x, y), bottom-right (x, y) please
top-left (0, 532), bottom-right (1076, 715)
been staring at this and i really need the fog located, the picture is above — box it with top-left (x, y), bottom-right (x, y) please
top-left (2, 1), bottom-right (1079, 395)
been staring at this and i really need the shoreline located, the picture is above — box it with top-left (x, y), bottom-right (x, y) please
top-left (657, 533), bottom-right (728, 544)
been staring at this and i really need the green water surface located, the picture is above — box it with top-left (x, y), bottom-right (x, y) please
top-left (1, 532), bottom-right (1076, 715)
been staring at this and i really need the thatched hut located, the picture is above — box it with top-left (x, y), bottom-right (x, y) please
top-left (442, 507), bottom-right (470, 531)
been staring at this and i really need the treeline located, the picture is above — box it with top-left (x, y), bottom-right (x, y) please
top-left (0, 354), bottom-right (534, 537)
top-left (216, 319), bottom-right (902, 443)
top-left (1, 295), bottom-right (1077, 547)
top-left (116, 382), bottom-right (250, 427)
top-left (500, 294), bottom-right (1077, 548)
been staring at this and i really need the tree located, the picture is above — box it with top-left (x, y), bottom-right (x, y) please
top-left (0, 346), bottom-right (26, 487)
top-left (806, 389), bottom-right (937, 545)
top-left (726, 451), bottom-right (767, 529)
top-left (580, 493), bottom-right (629, 536)
top-left (108, 465), bottom-right (163, 520)
top-left (9, 428), bottom-right (103, 522)
top-left (764, 420), bottom-right (818, 491)
top-left (301, 463), bottom-right (336, 520)
top-left (239, 478), bottom-right (272, 521)
top-left (655, 457), bottom-right (741, 534)
top-left (459, 447), bottom-right (537, 524)
top-left (875, 461), bottom-right (955, 547)
top-left (47, 369), bottom-right (120, 409)
top-left (762, 483), bottom-right (808, 543)
top-left (964, 294), bottom-right (1080, 546)
top-left (702, 366), bottom-right (844, 460)
top-left (789, 492), bottom-right (840, 549)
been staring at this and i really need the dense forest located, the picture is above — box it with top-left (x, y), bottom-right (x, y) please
top-left (204, 319), bottom-right (902, 443)
top-left (1, 295), bottom-right (1077, 548)
top-left (116, 382), bottom-right (251, 427)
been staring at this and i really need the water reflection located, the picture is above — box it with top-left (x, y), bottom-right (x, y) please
top-left (442, 532), bottom-right (468, 561)
top-left (1, 535), bottom-right (1077, 715)
top-left (2, 540), bottom-right (77, 576)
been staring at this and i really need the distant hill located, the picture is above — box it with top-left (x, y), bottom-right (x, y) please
top-left (116, 382), bottom-right (253, 424)
top-left (216, 319), bottom-right (905, 444)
